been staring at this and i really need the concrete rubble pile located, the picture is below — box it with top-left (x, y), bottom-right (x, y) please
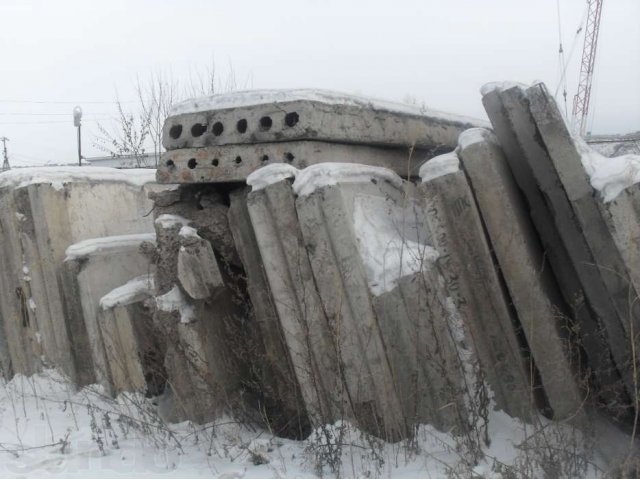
top-left (0, 84), bottom-right (638, 442)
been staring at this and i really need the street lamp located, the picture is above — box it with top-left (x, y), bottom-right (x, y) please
top-left (73, 106), bottom-right (82, 166)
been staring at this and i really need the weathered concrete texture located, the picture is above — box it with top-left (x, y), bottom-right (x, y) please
top-left (152, 190), bottom-right (247, 424)
top-left (228, 187), bottom-right (310, 438)
top-left (495, 85), bottom-right (636, 407)
top-left (98, 274), bottom-right (164, 395)
top-left (163, 90), bottom-right (485, 150)
top-left (62, 234), bottom-right (156, 391)
top-left (246, 180), bottom-right (344, 428)
top-left (481, 88), bottom-right (626, 410)
top-left (157, 141), bottom-right (431, 184)
top-left (458, 129), bottom-right (586, 421)
top-left (177, 227), bottom-right (224, 300)
top-left (294, 179), bottom-right (406, 440)
top-left (0, 170), bottom-right (157, 383)
top-left (418, 155), bottom-right (535, 420)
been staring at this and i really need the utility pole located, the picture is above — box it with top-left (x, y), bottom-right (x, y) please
top-left (1, 137), bottom-right (10, 171)
top-left (73, 106), bottom-right (83, 166)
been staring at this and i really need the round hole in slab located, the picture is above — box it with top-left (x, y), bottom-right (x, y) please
top-left (261, 155), bottom-right (269, 163)
top-left (187, 158), bottom-right (198, 169)
top-left (284, 112), bottom-right (299, 127)
top-left (284, 152), bottom-right (295, 163)
top-left (169, 125), bottom-right (182, 139)
top-left (165, 159), bottom-right (175, 169)
top-left (212, 122), bottom-right (224, 136)
top-left (191, 123), bottom-right (207, 137)
top-left (259, 116), bottom-right (273, 130)
top-left (236, 118), bottom-right (248, 133)
top-left (211, 158), bottom-right (219, 166)
top-left (234, 156), bottom-right (242, 164)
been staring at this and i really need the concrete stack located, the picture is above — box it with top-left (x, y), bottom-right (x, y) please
top-left (0, 168), bottom-right (157, 384)
top-left (480, 82), bottom-right (639, 419)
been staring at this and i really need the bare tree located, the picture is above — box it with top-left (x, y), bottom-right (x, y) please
top-left (94, 60), bottom-right (243, 168)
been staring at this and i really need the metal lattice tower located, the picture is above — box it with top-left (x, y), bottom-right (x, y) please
top-left (1, 137), bottom-right (9, 171)
top-left (571, 0), bottom-right (604, 137)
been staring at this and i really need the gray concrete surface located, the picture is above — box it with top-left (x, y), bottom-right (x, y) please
top-left (458, 128), bottom-right (585, 421)
top-left (157, 141), bottom-right (430, 184)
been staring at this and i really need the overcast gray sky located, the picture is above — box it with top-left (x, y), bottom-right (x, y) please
top-left (1, 0), bottom-right (638, 166)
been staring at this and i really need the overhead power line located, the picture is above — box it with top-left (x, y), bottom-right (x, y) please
top-left (0, 112), bottom-right (114, 116)
top-left (0, 99), bottom-right (134, 104)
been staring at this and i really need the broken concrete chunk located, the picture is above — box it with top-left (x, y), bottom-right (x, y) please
top-left (177, 226), bottom-right (224, 300)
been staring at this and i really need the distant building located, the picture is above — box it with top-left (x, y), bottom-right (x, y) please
top-left (84, 153), bottom-right (158, 169)
top-left (586, 131), bottom-right (640, 157)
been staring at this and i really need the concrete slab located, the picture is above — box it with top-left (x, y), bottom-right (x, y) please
top-left (163, 89), bottom-right (485, 150)
top-left (98, 274), bottom-right (164, 395)
top-left (0, 168), bottom-right (157, 383)
top-left (458, 128), bottom-right (586, 421)
top-left (497, 85), bottom-right (635, 404)
top-left (481, 88), bottom-right (626, 410)
top-left (63, 234), bottom-right (156, 391)
top-left (246, 179), bottom-right (344, 427)
top-left (418, 152), bottom-right (534, 420)
top-left (294, 176), bottom-right (406, 440)
top-left (157, 141), bottom-right (429, 184)
top-left (228, 187), bottom-right (310, 437)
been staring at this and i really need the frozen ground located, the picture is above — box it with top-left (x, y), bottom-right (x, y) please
top-left (0, 370), bottom-right (633, 478)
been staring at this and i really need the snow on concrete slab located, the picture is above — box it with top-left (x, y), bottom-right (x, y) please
top-left (99, 274), bottom-right (155, 310)
top-left (419, 151), bottom-right (460, 183)
top-left (292, 162), bottom-right (403, 197)
top-left (353, 194), bottom-right (437, 296)
top-left (65, 233), bottom-right (156, 261)
top-left (480, 81), bottom-right (528, 96)
top-left (457, 127), bottom-right (498, 150)
top-left (246, 163), bottom-right (299, 192)
top-left (169, 88), bottom-right (487, 126)
top-left (155, 285), bottom-right (195, 324)
top-left (576, 137), bottom-right (640, 202)
top-left (0, 166), bottom-right (156, 191)
top-left (154, 214), bottom-right (192, 229)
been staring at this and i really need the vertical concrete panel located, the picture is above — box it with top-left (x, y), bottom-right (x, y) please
top-left (247, 181), bottom-right (344, 427)
top-left (458, 130), bottom-right (586, 421)
top-left (419, 163), bottom-right (534, 419)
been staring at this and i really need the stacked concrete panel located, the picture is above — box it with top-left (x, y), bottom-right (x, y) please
top-left (62, 234), bottom-right (156, 391)
top-left (456, 129), bottom-right (586, 421)
top-left (481, 83), bottom-right (638, 417)
top-left (158, 89), bottom-right (487, 184)
top-left (98, 274), bottom-right (163, 395)
top-left (228, 187), bottom-right (310, 437)
top-left (0, 168), bottom-right (157, 383)
top-left (245, 174), bottom-right (344, 429)
top-left (418, 151), bottom-right (538, 420)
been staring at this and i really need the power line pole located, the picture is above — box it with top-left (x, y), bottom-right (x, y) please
top-left (1, 137), bottom-right (9, 171)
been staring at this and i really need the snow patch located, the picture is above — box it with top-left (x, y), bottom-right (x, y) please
top-left (480, 81), bottom-right (528, 96)
top-left (246, 163), bottom-right (299, 192)
top-left (293, 162), bottom-right (403, 197)
top-left (65, 233), bottom-right (156, 261)
top-left (353, 194), bottom-right (437, 295)
top-left (576, 137), bottom-right (640, 202)
top-left (419, 151), bottom-right (460, 183)
top-left (100, 274), bottom-right (155, 310)
top-left (155, 285), bottom-right (195, 324)
top-left (178, 225), bottom-right (200, 239)
top-left (155, 214), bottom-right (191, 229)
top-left (169, 88), bottom-right (486, 127)
top-left (458, 127), bottom-right (497, 150)
top-left (0, 167), bottom-right (156, 191)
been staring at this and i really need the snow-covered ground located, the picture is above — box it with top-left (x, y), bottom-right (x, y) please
top-left (0, 370), bottom-right (630, 478)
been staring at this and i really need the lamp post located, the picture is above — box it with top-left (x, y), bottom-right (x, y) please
top-left (73, 106), bottom-right (82, 166)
